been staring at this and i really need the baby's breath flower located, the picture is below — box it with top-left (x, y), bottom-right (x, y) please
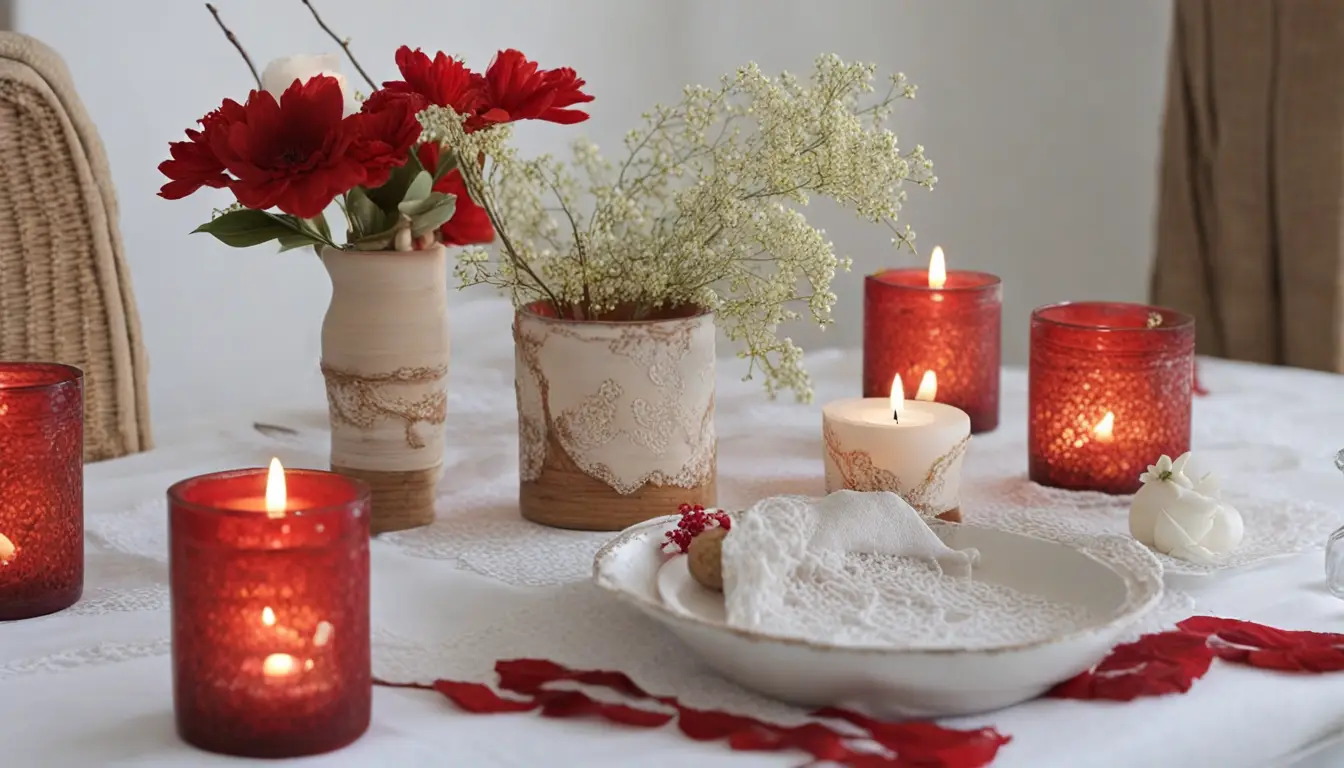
top-left (423, 55), bottom-right (932, 402)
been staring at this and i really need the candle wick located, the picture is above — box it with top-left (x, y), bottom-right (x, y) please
top-left (892, 410), bottom-right (899, 423)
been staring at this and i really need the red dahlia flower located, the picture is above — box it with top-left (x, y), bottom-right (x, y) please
top-left (474, 49), bottom-right (594, 126)
top-left (157, 101), bottom-right (242, 199)
top-left (349, 94), bottom-right (423, 190)
top-left (209, 75), bottom-right (367, 219)
top-left (417, 143), bottom-right (494, 245)
top-left (378, 47), bottom-right (481, 117)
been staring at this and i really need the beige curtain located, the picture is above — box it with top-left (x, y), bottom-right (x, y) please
top-left (1152, 0), bottom-right (1344, 372)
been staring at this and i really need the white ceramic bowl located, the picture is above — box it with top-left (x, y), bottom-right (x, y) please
top-left (593, 517), bottom-right (1163, 718)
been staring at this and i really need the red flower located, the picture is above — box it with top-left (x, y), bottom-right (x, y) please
top-left (157, 100), bottom-right (243, 200)
top-left (379, 46), bottom-right (481, 116)
top-left (350, 94), bottom-right (423, 190)
top-left (417, 143), bottom-right (494, 245)
top-left (207, 75), bottom-right (368, 218)
top-left (474, 49), bottom-right (593, 126)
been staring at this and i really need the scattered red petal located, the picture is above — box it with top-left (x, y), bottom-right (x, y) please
top-left (378, 660), bottom-right (1007, 767)
top-left (1193, 362), bottom-right (1210, 396)
top-left (1047, 630), bottom-right (1215, 700)
top-left (1178, 616), bottom-right (1344, 673)
top-left (432, 679), bottom-right (537, 713)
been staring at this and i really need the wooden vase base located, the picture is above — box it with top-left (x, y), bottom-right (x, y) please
top-left (331, 464), bottom-right (439, 534)
top-left (521, 432), bottom-right (716, 531)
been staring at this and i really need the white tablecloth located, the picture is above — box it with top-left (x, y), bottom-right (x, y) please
top-left (4, 299), bottom-right (1344, 767)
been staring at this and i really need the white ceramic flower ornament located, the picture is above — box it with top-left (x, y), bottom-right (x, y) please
top-left (1129, 452), bottom-right (1244, 565)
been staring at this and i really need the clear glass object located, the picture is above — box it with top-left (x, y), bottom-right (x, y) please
top-left (1328, 449), bottom-right (1344, 598)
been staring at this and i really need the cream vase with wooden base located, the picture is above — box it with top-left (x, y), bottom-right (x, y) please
top-left (515, 304), bottom-right (717, 531)
top-left (320, 245), bottom-right (448, 534)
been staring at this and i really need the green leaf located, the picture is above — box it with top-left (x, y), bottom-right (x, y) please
top-left (277, 232), bottom-right (321, 253)
top-left (432, 149), bottom-right (458, 181)
top-left (346, 187), bottom-right (389, 239)
top-left (303, 214), bottom-right (333, 244)
top-left (400, 171), bottom-right (432, 208)
top-left (409, 195), bottom-right (457, 238)
top-left (364, 150), bottom-right (425, 212)
top-left (192, 209), bottom-right (295, 248)
top-left (398, 187), bottom-right (449, 217)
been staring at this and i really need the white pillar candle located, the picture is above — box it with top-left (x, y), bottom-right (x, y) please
top-left (822, 374), bottom-right (972, 520)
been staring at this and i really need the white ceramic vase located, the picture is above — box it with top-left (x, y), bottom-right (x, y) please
top-left (514, 303), bottom-right (717, 530)
top-left (320, 245), bottom-right (449, 533)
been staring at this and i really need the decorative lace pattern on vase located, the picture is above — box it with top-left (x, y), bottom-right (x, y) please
top-left (823, 422), bottom-right (969, 516)
top-left (515, 311), bottom-right (716, 494)
top-left (321, 363), bottom-right (448, 449)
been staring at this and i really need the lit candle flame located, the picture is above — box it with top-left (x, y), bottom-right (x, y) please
top-left (262, 606), bottom-right (276, 626)
top-left (1093, 412), bottom-right (1115, 443)
top-left (890, 374), bottom-right (905, 422)
top-left (262, 653), bottom-right (299, 678)
top-left (928, 246), bottom-right (947, 289)
top-left (265, 457), bottom-right (286, 519)
top-left (0, 532), bottom-right (14, 565)
top-left (915, 370), bottom-right (937, 401)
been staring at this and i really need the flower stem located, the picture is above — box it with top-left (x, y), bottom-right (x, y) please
top-left (204, 3), bottom-right (261, 89)
top-left (299, 0), bottom-right (378, 91)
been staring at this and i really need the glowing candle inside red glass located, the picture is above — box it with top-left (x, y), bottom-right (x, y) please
top-left (169, 460), bottom-right (371, 757)
top-left (0, 363), bottom-right (83, 622)
top-left (864, 247), bottom-right (1002, 433)
top-left (1028, 302), bottom-right (1194, 494)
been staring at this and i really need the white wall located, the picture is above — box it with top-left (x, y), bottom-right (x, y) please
top-left (16, 0), bottom-right (1172, 427)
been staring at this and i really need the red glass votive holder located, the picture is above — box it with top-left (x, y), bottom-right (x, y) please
top-left (169, 468), bottom-right (371, 758)
top-left (864, 269), bottom-right (1002, 432)
top-left (1028, 302), bottom-right (1195, 494)
top-left (0, 363), bottom-right (83, 621)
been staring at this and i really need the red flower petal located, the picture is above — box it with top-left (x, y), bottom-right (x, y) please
top-left (199, 75), bottom-right (367, 219)
top-left (475, 49), bottom-right (592, 127)
top-left (1193, 361), bottom-right (1210, 396)
top-left (1178, 616), bottom-right (1344, 672)
top-left (415, 144), bottom-right (495, 246)
top-left (1047, 630), bottom-right (1215, 700)
top-left (381, 46), bottom-right (482, 116)
top-left (432, 680), bottom-right (536, 713)
top-left (379, 659), bottom-right (1008, 767)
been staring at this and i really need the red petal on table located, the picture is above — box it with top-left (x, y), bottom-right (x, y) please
top-left (1178, 616), bottom-right (1344, 672)
top-left (677, 706), bottom-right (771, 741)
top-left (817, 708), bottom-right (1013, 767)
top-left (495, 658), bottom-right (569, 694)
top-left (432, 679), bottom-right (538, 713)
top-left (535, 689), bottom-right (674, 727)
top-left (384, 660), bottom-right (1008, 767)
top-left (496, 658), bottom-right (653, 699)
top-left (1047, 630), bottom-right (1216, 700)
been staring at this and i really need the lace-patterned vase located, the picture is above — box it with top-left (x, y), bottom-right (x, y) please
top-left (320, 246), bottom-right (448, 534)
top-left (515, 303), bottom-right (716, 530)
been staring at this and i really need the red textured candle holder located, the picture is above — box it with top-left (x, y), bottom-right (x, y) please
top-left (864, 269), bottom-right (1002, 432)
top-left (0, 363), bottom-right (83, 621)
top-left (169, 468), bottom-right (371, 758)
top-left (1028, 302), bottom-right (1195, 494)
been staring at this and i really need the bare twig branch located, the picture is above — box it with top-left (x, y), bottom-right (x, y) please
top-left (205, 3), bottom-right (261, 89)
top-left (300, 0), bottom-right (378, 90)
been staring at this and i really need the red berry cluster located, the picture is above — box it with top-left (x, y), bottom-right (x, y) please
top-left (662, 503), bottom-right (732, 553)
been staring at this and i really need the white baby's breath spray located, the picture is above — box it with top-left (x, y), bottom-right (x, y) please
top-left (420, 55), bottom-right (935, 401)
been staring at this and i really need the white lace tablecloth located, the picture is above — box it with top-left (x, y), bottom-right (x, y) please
top-left (5, 299), bottom-right (1344, 767)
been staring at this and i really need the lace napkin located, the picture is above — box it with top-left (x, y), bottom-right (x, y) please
top-left (721, 491), bottom-right (981, 646)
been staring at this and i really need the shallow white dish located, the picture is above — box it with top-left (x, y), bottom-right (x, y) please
top-left (594, 516), bottom-right (1164, 718)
